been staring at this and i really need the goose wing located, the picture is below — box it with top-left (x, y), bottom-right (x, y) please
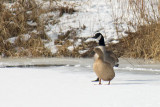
top-left (106, 50), bottom-right (119, 63)
top-left (94, 46), bottom-right (119, 67)
top-left (102, 48), bottom-right (119, 66)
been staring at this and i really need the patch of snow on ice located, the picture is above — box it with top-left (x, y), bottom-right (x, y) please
top-left (74, 64), bottom-right (81, 67)
top-left (86, 65), bottom-right (91, 68)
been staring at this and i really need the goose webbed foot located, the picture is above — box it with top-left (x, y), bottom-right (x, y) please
top-left (108, 81), bottom-right (111, 85)
top-left (92, 77), bottom-right (99, 82)
top-left (99, 78), bottom-right (102, 85)
top-left (114, 64), bottom-right (119, 67)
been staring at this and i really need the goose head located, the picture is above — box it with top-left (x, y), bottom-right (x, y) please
top-left (92, 33), bottom-right (105, 46)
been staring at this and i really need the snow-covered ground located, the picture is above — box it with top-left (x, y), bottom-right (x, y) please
top-left (43, 0), bottom-right (125, 53)
top-left (1, 1), bottom-right (160, 106)
top-left (45, 0), bottom-right (159, 53)
top-left (3, 0), bottom-right (159, 56)
top-left (0, 58), bottom-right (160, 107)
top-left (5, 0), bottom-right (121, 55)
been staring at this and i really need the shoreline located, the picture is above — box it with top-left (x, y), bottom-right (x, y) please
top-left (0, 57), bottom-right (160, 73)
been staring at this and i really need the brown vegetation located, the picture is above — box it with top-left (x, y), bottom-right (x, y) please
top-left (54, 28), bottom-right (97, 57)
top-left (0, 0), bottom-right (52, 57)
top-left (109, 0), bottom-right (160, 61)
top-left (0, 0), bottom-right (77, 58)
top-left (1, 0), bottom-right (160, 60)
top-left (58, 6), bottom-right (77, 17)
top-left (108, 22), bottom-right (160, 60)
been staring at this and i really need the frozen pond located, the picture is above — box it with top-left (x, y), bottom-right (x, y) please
top-left (0, 58), bottom-right (160, 107)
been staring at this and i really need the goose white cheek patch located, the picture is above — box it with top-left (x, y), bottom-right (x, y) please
top-left (97, 35), bottom-right (102, 41)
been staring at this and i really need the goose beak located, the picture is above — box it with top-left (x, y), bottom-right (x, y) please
top-left (91, 35), bottom-right (96, 39)
top-left (85, 36), bottom-right (97, 43)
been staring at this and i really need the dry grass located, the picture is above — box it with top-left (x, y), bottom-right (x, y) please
top-left (108, 23), bottom-right (160, 60)
top-left (58, 6), bottom-right (77, 17)
top-left (0, 0), bottom-right (77, 58)
top-left (2, 0), bottom-right (160, 59)
top-left (109, 0), bottom-right (160, 61)
top-left (54, 28), bottom-right (97, 57)
top-left (0, 0), bottom-right (53, 57)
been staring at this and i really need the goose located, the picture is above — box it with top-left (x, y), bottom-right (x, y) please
top-left (93, 47), bottom-right (115, 85)
top-left (92, 33), bottom-right (119, 81)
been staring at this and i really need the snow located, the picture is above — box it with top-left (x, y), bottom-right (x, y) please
top-left (3, 0), bottom-right (159, 55)
top-left (27, 21), bottom-right (37, 26)
top-left (1, 2), bottom-right (160, 106)
top-left (85, 37), bottom-right (97, 42)
top-left (7, 37), bottom-right (17, 44)
top-left (0, 58), bottom-right (160, 107)
top-left (79, 49), bottom-right (88, 54)
top-left (44, 0), bottom-right (158, 53)
top-left (68, 45), bottom-right (74, 51)
top-left (45, 42), bottom-right (57, 54)
top-left (21, 34), bottom-right (31, 41)
top-left (6, 34), bottom-right (31, 44)
top-left (45, 30), bottom-right (58, 53)
top-left (42, 0), bottom-right (120, 53)
top-left (51, 0), bottom-right (118, 38)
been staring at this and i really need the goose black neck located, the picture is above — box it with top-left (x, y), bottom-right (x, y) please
top-left (99, 37), bottom-right (105, 46)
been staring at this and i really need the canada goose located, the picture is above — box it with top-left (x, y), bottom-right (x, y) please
top-left (93, 47), bottom-right (115, 85)
top-left (92, 33), bottom-right (119, 81)
top-left (92, 33), bottom-right (119, 67)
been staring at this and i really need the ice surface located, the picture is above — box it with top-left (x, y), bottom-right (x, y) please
top-left (0, 58), bottom-right (160, 107)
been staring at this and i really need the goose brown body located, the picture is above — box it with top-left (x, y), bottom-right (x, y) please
top-left (94, 46), bottom-right (119, 67)
top-left (93, 47), bottom-right (115, 84)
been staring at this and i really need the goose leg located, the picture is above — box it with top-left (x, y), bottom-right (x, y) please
top-left (99, 78), bottom-right (101, 85)
top-left (92, 77), bottom-right (99, 82)
top-left (95, 77), bottom-right (99, 81)
top-left (108, 81), bottom-right (110, 85)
